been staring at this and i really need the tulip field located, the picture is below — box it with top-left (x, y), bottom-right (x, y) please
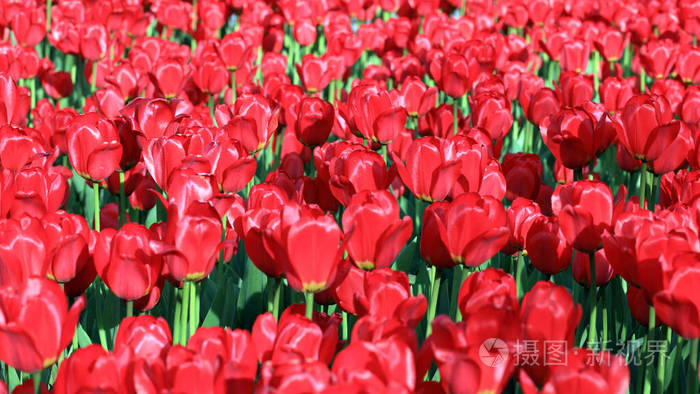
top-left (3, 0), bottom-right (700, 393)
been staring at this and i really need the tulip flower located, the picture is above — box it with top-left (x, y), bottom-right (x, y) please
top-left (552, 180), bottom-right (614, 253)
top-left (93, 223), bottom-right (166, 301)
top-left (519, 281), bottom-right (582, 386)
top-left (502, 153), bottom-right (542, 201)
top-left (618, 94), bottom-right (677, 162)
top-left (347, 82), bottom-right (407, 144)
top-left (0, 278), bottom-right (85, 372)
top-left (283, 204), bottom-right (343, 293)
top-left (53, 345), bottom-right (123, 394)
top-left (423, 192), bottom-right (509, 267)
top-left (162, 201), bottom-right (223, 282)
top-left (66, 113), bottom-right (123, 182)
top-left (525, 215), bottom-right (573, 275)
top-left (295, 97), bottom-right (334, 147)
top-left (342, 190), bottom-right (412, 270)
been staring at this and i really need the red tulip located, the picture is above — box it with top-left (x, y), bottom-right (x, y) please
top-left (0, 216), bottom-right (49, 287)
top-left (572, 249), bottom-right (615, 287)
top-left (639, 38), bottom-right (678, 79)
top-left (0, 278), bottom-right (85, 372)
top-left (9, 166), bottom-right (72, 219)
top-left (618, 94), bottom-right (677, 162)
top-left (594, 28), bottom-right (629, 62)
top-left (149, 59), bottom-right (191, 99)
top-left (525, 215), bottom-right (573, 275)
top-left (53, 345), bottom-right (123, 394)
top-left (540, 107), bottom-right (600, 169)
top-left (203, 139), bottom-right (257, 194)
top-left (332, 337), bottom-right (416, 392)
top-left (519, 281), bottom-right (582, 386)
top-left (502, 153), bottom-right (542, 201)
top-left (321, 143), bottom-right (390, 206)
top-left (457, 267), bottom-right (518, 319)
top-left (519, 348), bottom-right (629, 394)
top-left (559, 40), bottom-right (590, 73)
top-left (342, 190), bottom-right (412, 270)
top-left (599, 76), bottom-right (637, 113)
top-left (0, 73), bottom-right (30, 126)
top-left (114, 315), bottom-right (172, 365)
top-left (192, 52), bottom-right (229, 95)
top-left (187, 327), bottom-right (258, 392)
top-left (430, 53), bottom-right (470, 99)
top-left (222, 94), bottom-right (280, 154)
top-left (94, 223), bottom-right (165, 301)
top-left (162, 201), bottom-right (223, 282)
top-left (523, 87), bottom-right (560, 127)
top-left (283, 203), bottom-right (342, 293)
top-left (556, 72), bottom-right (593, 108)
top-left (42, 211), bottom-right (96, 296)
top-left (676, 45), bottom-right (700, 84)
top-left (348, 82), bottom-right (407, 144)
top-left (426, 192), bottom-right (509, 267)
top-left (216, 31), bottom-right (254, 71)
top-left (391, 137), bottom-right (461, 202)
top-left (398, 76), bottom-right (438, 117)
top-left (552, 180), bottom-right (613, 252)
top-left (469, 92), bottom-right (513, 140)
top-left (295, 97), bottom-right (334, 147)
top-left (296, 54), bottom-right (332, 94)
top-left (67, 113), bottom-right (123, 181)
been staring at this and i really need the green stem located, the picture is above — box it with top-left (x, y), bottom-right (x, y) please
top-left (453, 100), bottom-right (459, 135)
top-left (656, 326), bottom-right (669, 393)
top-left (588, 252), bottom-right (597, 347)
top-left (593, 50), bottom-right (600, 99)
top-left (96, 285), bottom-right (108, 349)
top-left (639, 162), bottom-right (647, 209)
top-left (173, 287), bottom-right (182, 344)
top-left (425, 266), bottom-right (442, 338)
top-left (515, 252), bottom-right (525, 300)
top-left (93, 183), bottom-right (101, 231)
top-left (230, 70), bottom-right (236, 105)
top-left (267, 277), bottom-right (282, 321)
top-left (341, 311), bottom-right (348, 341)
top-left (180, 283), bottom-right (190, 345)
top-left (118, 171), bottom-right (126, 227)
top-left (305, 292), bottom-right (314, 319)
top-left (643, 307), bottom-right (656, 394)
top-left (91, 60), bottom-right (97, 93)
top-left (126, 300), bottom-right (133, 318)
top-left (449, 265), bottom-right (467, 321)
top-left (33, 371), bottom-right (41, 394)
top-left (640, 68), bottom-right (646, 93)
top-left (188, 281), bottom-right (198, 340)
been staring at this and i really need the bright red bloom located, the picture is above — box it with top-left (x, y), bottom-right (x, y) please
top-left (295, 97), bottom-right (334, 147)
top-left (519, 281), bottom-right (582, 386)
top-left (0, 73), bottom-right (30, 126)
top-left (348, 82), bottom-right (407, 144)
top-left (53, 345), bottom-right (123, 394)
top-left (519, 348), bottom-right (629, 394)
top-left (203, 139), bottom-right (257, 194)
top-left (618, 94), bottom-right (677, 162)
top-left (526, 215), bottom-right (573, 275)
top-left (572, 249), bottom-right (615, 287)
top-left (42, 211), bottom-right (96, 296)
top-left (552, 180), bottom-right (613, 253)
top-left (283, 203), bottom-right (343, 293)
top-left (502, 153), bottom-right (542, 201)
top-left (640, 38), bottom-right (678, 79)
top-left (0, 278), bottom-right (85, 372)
top-left (391, 137), bottom-right (461, 202)
top-left (424, 192), bottom-right (509, 267)
top-left (342, 190), bottom-right (412, 270)
top-left (653, 265), bottom-right (700, 338)
top-left (67, 113), bottom-right (123, 181)
top-left (187, 327), bottom-right (258, 392)
top-left (0, 216), bottom-right (49, 288)
top-left (296, 54), bottom-right (332, 94)
top-left (221, 94), bottom-right (280, 154)
top-left (94, 223), bottom-right (165, 301)
top-left (162, 201), bottom-right (223, 282)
